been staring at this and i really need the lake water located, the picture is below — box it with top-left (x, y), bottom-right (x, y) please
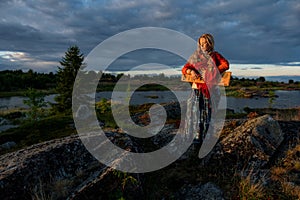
top-left (0, 94), bottom-right (56, 110)
top-left (0, 90), bottom-right (299, 113)
top-left (227, 90), bottom-right (300, 112)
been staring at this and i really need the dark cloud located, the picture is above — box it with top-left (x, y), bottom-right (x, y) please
top-left (0, 0), bottom-right (299, 72)
top-left (108, 49), bottom-right (186, 72)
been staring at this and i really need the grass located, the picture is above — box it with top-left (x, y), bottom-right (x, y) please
top-left (237, 173), bottom-right (265, 200)
top-left (0, 108), bottom-right (27, 122)
top-left (0, 91), bottom-right (27, 98)
top-left (31, 174), bottom-right (81, 200)
top-left (269, 144), bottom-right (300, 199)
top-left (0, 114), bottom-right (75, 155)
top-left (225, 89), bottom-right (246, 97)
top-left (51, 178), bottom-right (73, 199)
top-left (31, 179), bottom-right (51, 200)
top-left (263, 144), bottom-right (300, 199)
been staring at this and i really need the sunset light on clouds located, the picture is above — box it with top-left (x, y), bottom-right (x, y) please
top-left (0, 0), bottom-right (299, 81)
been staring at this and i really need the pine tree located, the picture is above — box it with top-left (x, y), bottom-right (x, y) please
top-left (54, 45), bottom-right (84, 114)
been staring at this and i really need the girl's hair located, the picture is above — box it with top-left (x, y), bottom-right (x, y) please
top-left (198, 33), bottom-right (214, 53)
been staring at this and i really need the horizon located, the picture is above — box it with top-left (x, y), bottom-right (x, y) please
top-left (1, 51), bottom-right (300, 81)
top-left (2, 65), bottom-right (299, 83)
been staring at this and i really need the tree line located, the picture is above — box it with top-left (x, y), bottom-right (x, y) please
top-left (0, 69), bottom-right (56, 92)
top-left (0, 68), bottom-right (181, 93)
top-left (229, 76), bottom-right (299, 87)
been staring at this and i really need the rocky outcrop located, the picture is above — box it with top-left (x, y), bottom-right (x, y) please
top-left (199, 114), bottom-right (285, 189)
top-left (168, 114), bottom-right (287, 199)
top-left (0, 111), bottom-right (298, 199)
top-left (0, 132), bottom-right (143, 200)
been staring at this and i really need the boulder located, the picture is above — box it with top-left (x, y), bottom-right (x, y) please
top-left (202, 115), bottom-right (284, 173)
top-left (0, 132), bottom-right (143, 200)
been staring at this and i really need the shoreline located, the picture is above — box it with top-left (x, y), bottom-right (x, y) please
top-left (0, 90), bottom-right (55, 98)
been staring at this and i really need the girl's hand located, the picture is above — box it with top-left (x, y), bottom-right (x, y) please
top-left (190, 70), bottom-right (199, 80)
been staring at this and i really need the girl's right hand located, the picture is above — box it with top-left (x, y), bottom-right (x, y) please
top-left (190, 70), bottom-right (199, 80)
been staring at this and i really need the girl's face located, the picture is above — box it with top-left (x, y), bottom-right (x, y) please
top-left (199, 37), bottom-right (210, 52)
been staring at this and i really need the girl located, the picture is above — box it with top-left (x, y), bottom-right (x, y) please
top-left (182, 33), bottom-right (229, 142)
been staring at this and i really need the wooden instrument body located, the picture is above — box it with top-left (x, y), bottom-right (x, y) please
top-left (181, 71), bottom-right (232, 86)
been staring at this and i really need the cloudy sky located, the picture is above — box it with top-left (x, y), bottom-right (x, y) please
top-left (0, 0), bottom-right (299, 79)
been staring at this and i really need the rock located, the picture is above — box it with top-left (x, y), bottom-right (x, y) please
top-left (177, 182), bottom-right (224, 200)
top-left (0, 118), bottom-right (10, 129)
top-left (151, 124), bottom-right (176, 147)
top-left (0, 117), bottom-right (7, 125)
top-left (0, 141), bottom-right (16, 150)
top-left (0, 118), bottom-right (19, 133)
top-left (0, 132), bottom-right (143, 200)
top-left (202, 115), bottom-right (284, 173)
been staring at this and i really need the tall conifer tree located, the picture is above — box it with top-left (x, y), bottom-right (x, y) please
top-left (54, 45), bottom-right (84, 113)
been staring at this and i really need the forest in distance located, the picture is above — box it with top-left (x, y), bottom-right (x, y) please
top-left (0, 69), bottom-right (299, 97)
